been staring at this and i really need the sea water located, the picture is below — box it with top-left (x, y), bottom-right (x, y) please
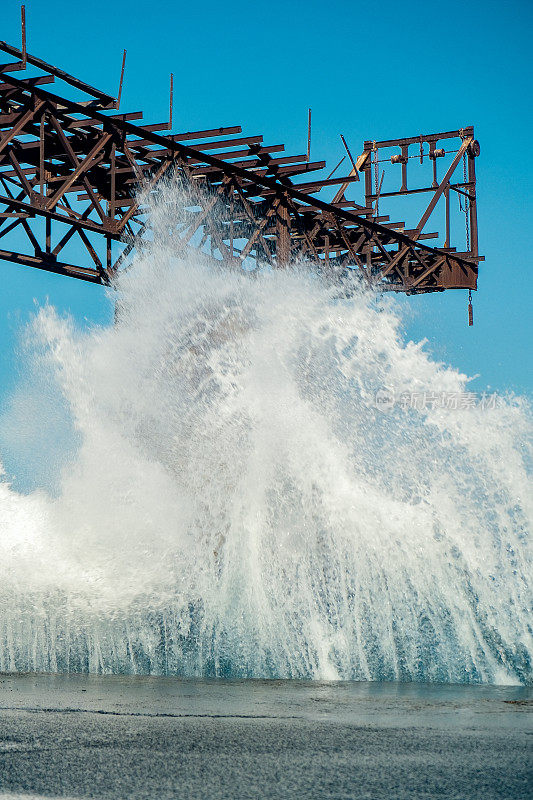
top-left (0, 186), bottom-right (531, 683)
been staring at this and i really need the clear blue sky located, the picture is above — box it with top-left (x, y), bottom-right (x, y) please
top-left (1, 0), bottom-right (532, 402)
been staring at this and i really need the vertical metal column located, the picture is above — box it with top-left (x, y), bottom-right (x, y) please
top-left (276, 198), bottom-right (291, 266)
top-left (468, 149), bottom-right (478, 260)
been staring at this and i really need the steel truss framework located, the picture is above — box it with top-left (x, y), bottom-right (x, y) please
top-left (0, 38), bottom-right (482, 293)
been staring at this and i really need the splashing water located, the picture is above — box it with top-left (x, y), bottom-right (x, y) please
top-left (0, 188), bottom-right (531, 683)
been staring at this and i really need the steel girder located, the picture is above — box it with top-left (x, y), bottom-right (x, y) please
top-left (0, 40), bottom-right (481, 292)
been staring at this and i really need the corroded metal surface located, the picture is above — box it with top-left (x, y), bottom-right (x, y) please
top-left (0, 30), bottom-right (481, 292)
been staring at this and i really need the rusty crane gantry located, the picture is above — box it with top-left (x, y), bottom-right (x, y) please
top-left (0, 24), bottom-right (482, 297)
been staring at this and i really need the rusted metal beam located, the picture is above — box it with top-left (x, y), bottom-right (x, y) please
top-left (0, 41), bottom-right (115, 107)
top-left (0, 42), bottom-right (481, 295)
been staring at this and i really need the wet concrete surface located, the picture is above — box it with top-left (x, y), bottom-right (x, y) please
top-left (0, 674), bottom-right (531, 799)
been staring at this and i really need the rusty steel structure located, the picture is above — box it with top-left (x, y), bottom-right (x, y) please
top-left (0, 23), bottom-right (482, 295)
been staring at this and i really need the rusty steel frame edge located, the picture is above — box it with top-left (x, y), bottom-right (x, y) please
top-left (0, 40), bottom-right (481, 294)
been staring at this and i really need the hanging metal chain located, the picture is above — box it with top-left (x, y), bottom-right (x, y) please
top-left (463, 151), bottom-right (470, 251)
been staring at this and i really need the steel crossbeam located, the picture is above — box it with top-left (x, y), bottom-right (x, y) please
top-left (0, 37), bottom-right (481, 293)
